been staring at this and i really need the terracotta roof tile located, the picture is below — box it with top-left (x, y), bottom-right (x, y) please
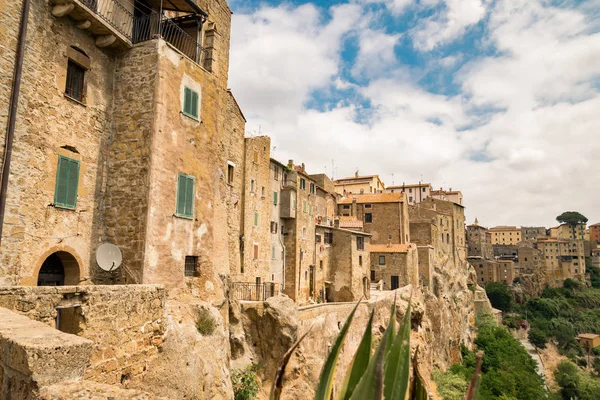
top-left (338, 216), bottom-right (364, 229)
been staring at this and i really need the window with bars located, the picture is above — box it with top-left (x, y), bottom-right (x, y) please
top-left (65, 60), bottom-right (85, 102)
top-left (176, 173), bottom-right (195, 218)
top-left (54, 155), bottom-right (80, 209)
top-left (184, 256), bottom-right (197, 277)
top-left (357, 236), bottom-right (364, 251)
top-left (183, 87), bottom-right (199, 119)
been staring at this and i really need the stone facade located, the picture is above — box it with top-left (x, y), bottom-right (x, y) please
top-left (537, 237), bottom-right (586, 286)
top-left (467, 222), bottom-right (494, 259)
top-left (0, 285), bottom-right (165, 386)
top-left (590, 223), bottom-right (600, 244)
top-left (489, 226), bottom-right (522, 245)
top-left (370, 244), bottom-right (418, 290)
top-left (521, 226), bottom-right (547, 241)
top-left (471, 258), bottom-right (500, 286)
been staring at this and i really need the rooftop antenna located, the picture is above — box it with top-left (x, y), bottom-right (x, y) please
top-left (96, 243), bottom-right (122, 272)
top-left (271, 145), bottom-right (276, 157)
top-left (391, 173), bottom-right (395, 186)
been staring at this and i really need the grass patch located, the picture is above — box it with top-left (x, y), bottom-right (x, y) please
top-left (196, 308), bottom-right (217, 336)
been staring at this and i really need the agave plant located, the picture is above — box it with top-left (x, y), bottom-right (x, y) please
top-left (269, 295), bottom-right (480, 400)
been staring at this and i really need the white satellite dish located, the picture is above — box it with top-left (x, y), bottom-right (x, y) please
top-left (96, 243), bottom-right (122, 272)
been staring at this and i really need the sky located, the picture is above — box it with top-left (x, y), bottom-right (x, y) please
top-left (226, 0), bottom-right (600, 228)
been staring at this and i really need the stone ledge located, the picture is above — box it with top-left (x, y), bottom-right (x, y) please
top-left (0, 307), bottom-right (92, 390)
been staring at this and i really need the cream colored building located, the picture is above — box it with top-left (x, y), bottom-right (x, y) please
top-left (537, 237), bottom-right (586, 286)
top-left (489, 226), bottom-right (522, 245)
top-left (430, 188), bottom-right (463, 206)
top-left (385, 183), bottom-right (432, 205)
top-left (555, 223), bottom-right (587, 241)
top-left (334, 173), bottom-right (385, 195)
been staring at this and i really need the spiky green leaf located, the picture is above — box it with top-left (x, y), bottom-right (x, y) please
top-left (384, 301), bottom-right (412, 400)
top-left (314, 299), bottom-right (363, 400)
top-left (270, 327), bottom-right (313, 400)
top-left (338, 310), bottom-right (374, 400)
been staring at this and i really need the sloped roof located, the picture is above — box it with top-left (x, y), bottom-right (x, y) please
top-left (338, 217), bottom-right (363, 229)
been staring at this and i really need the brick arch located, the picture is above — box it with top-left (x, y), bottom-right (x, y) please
top-left (27, 245), bottom-right (85, 286)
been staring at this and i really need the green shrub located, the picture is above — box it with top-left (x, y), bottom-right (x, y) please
top-left (485, 282), bottom-right (513, 312)
top-left (232, 365), bottom-right (259, 400)
top-left (433, 368), bottom-right (468, 400)
top-left (196, 308), bottom-right (216, 336)
top-left (554, 360), bottom-right (600, 400)
top-left (528, 328), bottom-right (547, 349)
top-left (592, 346), bottom-right (600, 356)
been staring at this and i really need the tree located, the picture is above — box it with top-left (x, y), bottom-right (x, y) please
top-left (555, 361), bottom-right (580, 400)
top-left (485, 282), bottom-right (513, 312)
top-left (556, 211), bottom-right (588, 226)
top-left (528, 328), bottom-right (547, 349)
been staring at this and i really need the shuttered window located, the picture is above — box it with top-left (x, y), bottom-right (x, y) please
top-left (183, 87), bottom-right (199, 119)
top-left (54, 156), bottom-right (80, 209)
top-left (273, 191), bottom-right (278, 205)
top-left (176, 173), bottom-right (195, 218)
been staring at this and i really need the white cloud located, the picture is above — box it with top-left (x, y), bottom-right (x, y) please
top-left (228, 0), bottom-right (600, 226)
top-left (411, 0), bottom-right (487, 51)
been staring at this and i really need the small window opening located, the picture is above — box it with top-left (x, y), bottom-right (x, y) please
top-left (185, 256), bottom-right (198, 277)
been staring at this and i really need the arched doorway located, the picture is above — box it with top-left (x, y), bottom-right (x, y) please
top-left (37, 251), bottom-right (80, 286)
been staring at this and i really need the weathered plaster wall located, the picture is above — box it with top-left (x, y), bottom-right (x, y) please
top-left (0, 285), bottom-right (165, 386)
top-left (0, 0), bottom-right (116, 285)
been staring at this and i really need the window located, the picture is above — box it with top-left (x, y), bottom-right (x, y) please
top-left (261, 187), bottom-right (265, 197)
top-left (300, 178), bottom-right (306, 190)
top-left (176, 173), bottom-right (195, 218)
top-left (409, 196), bottom-right (413, 202)
top-left (250, 180), bottom-right (255, 193)
top-left (370, 269), bottom-right (375, 280)
top-left (227, 163), bottom-right (235, 185)
top-left (324, 231), bottom-right (333, 244)
top-left (364, 204), bottom-right (372, 209)
top-left (65, 60), bottom-right (85, 102)
top-left (184, 256), bottom-right (197, 277)
top-left (359, 256), bottom-right (363, 266)
top-left (365, 213), bottom-right (372, 223)
top-left (270, 221), bottom-right (278, 233)
top-left (302, 227), bottom-right (307, 239)
top-left (54, 155), bottom-right (80, 209)
top-left (357, 236), bottom-right (364, 251)
top-left (310, 183), bottom-right (315, 194)
top-left (379, 255), bottom-right (386, 265)
top-left (254, 211), bottom-right (259, 227)
top-left (309, 205), bottom-right (313, 216)
top-left (422, 187), bottom-right (426, 192)
top-left (391, 276), bottom-right (399, 290)
top-left (253, 150), bottom-right (258, 163)
top-left (183, 86), bottom-right (199, 119)
top-left (409, 188), bottom-right (412, 193)
top-left (271, 246), bottom-right (276, 260)
top-left (343, 205), bottom-right (350, 209)
top-left (303, 201), bottom-right (307, 213)
top-left (273, 191), bottom-right (278, 205)
top-left (253, 244), bottom-right (259, 260)
top-left (274, 166), bottom-right (279, 180)
top-left (316, 234), bottom-right (322, 243)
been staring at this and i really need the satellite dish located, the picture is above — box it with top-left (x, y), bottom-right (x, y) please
top-left (96, 243), bottom-right (122, 272)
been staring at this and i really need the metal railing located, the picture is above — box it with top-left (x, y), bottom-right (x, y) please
top-left (77, 0), bottom-right (206, 65)
top-left (231, 282), bottom-right (279, 301)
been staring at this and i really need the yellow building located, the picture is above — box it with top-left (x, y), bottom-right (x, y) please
top-left (489, 226), bottom-right (522, 245)
top-left (537, 237), bottom-right (586, 287)
top-left (334, 172), bottom-right (385, 195)
top-left (555, 224), bottom-right (586, 241)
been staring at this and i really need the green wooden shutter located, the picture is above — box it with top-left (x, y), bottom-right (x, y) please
top-left (184, 176), bottom-right (194, 217)
top-left (176, 174), bottom-right (187, 216)
top-left (273, 191), bottom-right (278, 205)
top-left (254, 212), bottom-right (258, 226)
top-left (66, 158), bottom-right (79, 208)
top-left (54, 156), bottom-right (79, 209)
top-left (191, 91), bottom-right (199, 118)
top-left (183, 87), bottom-right (192, 116)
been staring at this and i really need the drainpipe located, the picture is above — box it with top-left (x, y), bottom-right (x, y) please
top-left (0, 0), bottom-right (31, 247)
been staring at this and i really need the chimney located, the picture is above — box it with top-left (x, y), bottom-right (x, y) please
top-left (351, 198), bottom-right (357, 217)
top-left (288, 159), bottom-right (294, 168)
top-left (355, 170), bottom-right (359, 178)
top-left (301, 163), bottom-right (305, 172)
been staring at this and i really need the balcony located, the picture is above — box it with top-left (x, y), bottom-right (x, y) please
top-left (231, 282), bottom-right (279, 301)
top-left (51, 0), bottom-right (208, 66)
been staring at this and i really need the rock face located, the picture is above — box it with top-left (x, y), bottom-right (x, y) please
top-left (233, 276), bottom-right (479, 399)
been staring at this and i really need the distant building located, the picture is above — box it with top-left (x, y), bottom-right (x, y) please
top-left (471, 258), bottom-right (500, 286)
top-left (467, 219), bottom-right (494, 259)
top-left (370, 244), bottom-right (418, 290)
top-left (555, 223), bottom-right (587, 241)
top-left (589, 223), bottom-right (600, 244)
top-left (521, 226), bottom-right (547, 241)
top-left (334, 173), bottom-right (385, 195)
top-left (497, 260), bottom-right (515, 285)
top-left (592, 249), bottom-right (600, 269)
top-left (537, 237), bottom-right (586, 286)
top-left (518, 245), bottom-right (544, 275)
top-left (385, 183), bottom-right (432, 205)
top-left (430, 188), bottom-right (463, 206)
top-left (489, 226), bottom-right (522, 245)
top-left (576, 334), bottom-right (600, 352)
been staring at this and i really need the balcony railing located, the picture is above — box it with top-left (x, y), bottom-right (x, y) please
top-left (231, 282), bottom-right (279, 301)
top-left (75, 0), bottom-right (206, 65)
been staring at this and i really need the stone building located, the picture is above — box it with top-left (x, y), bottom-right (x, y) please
top-left (489, 226), bottom-right (522, 245)
top-left (493, 244), bottom-right (518, 259)
top-left (555, 223), bottom-right (587, 241)
top-left (370, 243), bottom-right (418, 290)
top-left (467, 219), bottom-right (494, 259)
top-left (334, 173), bottom-right (385, 195)
top-left (497, 260), bottom-right (515, 285)
top-left (0, 0), bottom-right (246, 298)
top-left (590, 223), bottom-right (600, 244)
top-left (337, 193), bottom-right (410, 245)
top-left (385, 183), bottom-right (432, 205)
top-left (592, 249), bottom-right (600, 268)
top-left (518, 245), bottom-right (544, 275)
top-left (269, 158), bottom-right (288, 287)
top-left (521, 226), bottom-right (547, 241)
top-left (409, 197), bottom-right (467, 269)
top-left (316, 224), bottom-right (371, 302)
top-left (537, 237), bottom-right (586, 286)
top-left (430, 188), bottom-right (463, 206)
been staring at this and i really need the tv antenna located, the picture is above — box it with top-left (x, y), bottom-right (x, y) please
top-left (96, 243), bottom-right (123, 272)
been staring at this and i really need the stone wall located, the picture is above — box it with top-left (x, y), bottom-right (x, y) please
top-left (0, 307), bottom-right (92, 400)
top-left (0, 285), bottom-right (165, 386)
top-left (327, 227), bottom-right (371, 302)
top-left (370, 246), bottom-right (418, 289)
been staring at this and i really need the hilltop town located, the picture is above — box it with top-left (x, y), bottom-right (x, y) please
top-left (0, 0), bottom-right (597, 399)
